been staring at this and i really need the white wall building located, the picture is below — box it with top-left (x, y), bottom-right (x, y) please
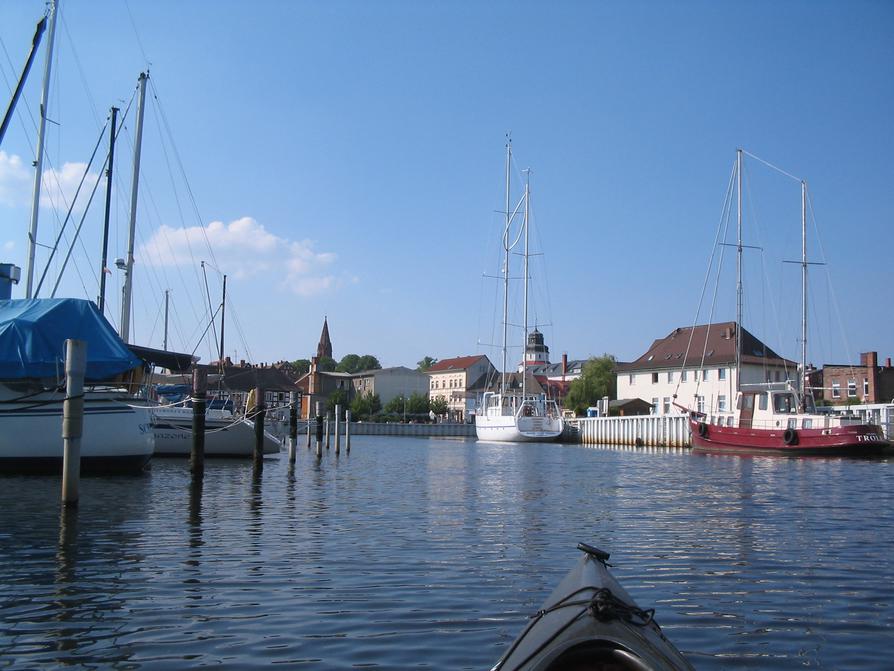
top-left (426, 355), bottom-right (496, 422)
top-left (616, 322), bottom-right (796, 416)
top-left (351, 366), bottom-right (430, 406)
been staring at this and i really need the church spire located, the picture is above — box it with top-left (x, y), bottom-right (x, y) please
top-left (316, 316), bottom-right (332, 360)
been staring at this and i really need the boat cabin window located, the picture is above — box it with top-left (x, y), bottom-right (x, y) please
top-left (773, 392), bottom-right (796, 414)
top-left (758, 392), bottom-right (768, 411)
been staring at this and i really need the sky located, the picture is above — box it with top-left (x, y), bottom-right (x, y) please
top-left (1, 0), bottom-right (892, 372)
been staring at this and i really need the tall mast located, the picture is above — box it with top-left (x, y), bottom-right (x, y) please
top-left (522, 170), bottom-right (530, 400)
top-left (501, 136), bottom-right (511, 396)
top-left (120, 72), bottom-right (148, 344)
top-left (800, 180), bottom-right (808, 398)
top-left (219, 274), bottom-right (227, 367)
top-left (0, 15), bottom-right (47, 146)
top-left (98, 106), bottom-right (118, 315)
top-left (163, 289), bottom-right (169, 351)
top-left (735, 148), bottom-right (743, 390)
top-left (24, 0), bottom-right (59, 299)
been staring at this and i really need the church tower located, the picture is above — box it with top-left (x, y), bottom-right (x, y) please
top-left (316, 316), bottom-right (333, 360)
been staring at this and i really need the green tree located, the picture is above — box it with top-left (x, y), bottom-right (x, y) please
top-left (383, 394), bottom-right (407, 415)
top-left (407, 392), bottom-right (430, 415)
top-left (350, 391), bottom-right (381, 420)
top-left (291, 358), bottom-right (311, 375)
top-left (336, 354), bottom-right (360, 373)
top-left (356, 355), bottom-right (381, 372)
top-left (318, 356), bottom-right (337, 372)
top-left (327, 389), bottom-right (350, 417)
top-left (417, 356), bottom-right (438, 372)
top-left (429, 396), bottom-right (448, 416)
top-left (564, 354), bottom-right (617, 416)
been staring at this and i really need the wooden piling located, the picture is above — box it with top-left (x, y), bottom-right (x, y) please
top-left (306, 413), bottom-right (311, 448)
top-left (325, 412), bottom-right (331, 450)
top-left (346, 409), bottom-right (351, 452)
top-left (289, 391), bottom-right (298, 440)
top-left (191, 366), bottom-right (207, 478)
top-left (334, 404), bottom-right (341, 454)
top-left (253, 386), bottom-right (265, 467)
top-left (315, 414), bottom-right (323, 457)
top-left (61, 339), bottom-right (86, 506)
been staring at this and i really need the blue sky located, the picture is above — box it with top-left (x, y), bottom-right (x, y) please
top-left (1, 1), bottom-right (892, 371)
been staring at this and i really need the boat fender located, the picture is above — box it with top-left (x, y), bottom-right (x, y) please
top-left (697, 422), bottom-right (708, 438)
top-left (783, 428), bottom-right (798, 446)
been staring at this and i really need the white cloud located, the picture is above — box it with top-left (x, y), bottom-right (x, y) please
top-left (139, 216), bottom-right (339, 296)
top-left (0, 152), bottom-right (100, 212)
top-left (0, 151), bottom-right (30, 207)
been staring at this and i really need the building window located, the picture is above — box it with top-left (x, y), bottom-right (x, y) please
top-left (863, 378), bottom-right (869, 397)
top-left (667, 371), bottom-right (674, 383)
top-left (697, 396), bottom-right (705, 413)
top-left (629, 374), bottom-right (635, 385)
top-left (663, 397), bottom-right (670, 414)
top-left (847, 380), bottom-right (856, 398)
top-left (832, 382), bottom-right (840, 399)
top-left (702, 369), bottom-right (708, 381)
top-left (718, 395), bottom-right (727, 411)
top-left (651, 373), bottom-right (659, 384)
top-left (718, 368), bottom-right (726, 380)
top-left (651, 397), bottom-right (659, 414)
top-left (775, 370), bottom-right (782, 382)
top-left (681, 370), bottom-right (688, 382)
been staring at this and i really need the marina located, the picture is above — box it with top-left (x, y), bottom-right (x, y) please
top-left (2, 437), bottom-right (893, 669)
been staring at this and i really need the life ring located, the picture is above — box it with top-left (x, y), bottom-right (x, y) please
top-left (783, 428), bottom-right (798, 446)
top-left (697, 422), bottom-right (708, 438)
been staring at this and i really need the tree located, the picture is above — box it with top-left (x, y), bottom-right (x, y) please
top-left (407, 392), bottom-right (430, 415)
top-left (291, 358), bottom-right (311, 375)
top-left (318, 356), bottom-right (337, 372)
top-left (327, 389), bottom-right (350, 417)
top-left (564, 354), bottom-right (617, 416)
top-left (336, 354), bottom-right (381, 374)
top-left (429, 396), bottom-right (449, 416)
top-left (383, 394), bottom-right (407, 415)
top-left (350, 391), bottom-right (381, 420)
top-left (356, 355), bottom-right (381, 372)
top-left (417, 356), bottom-right (438, 372)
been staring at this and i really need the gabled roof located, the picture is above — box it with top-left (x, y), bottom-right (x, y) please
top-left (615, 322), bottom-right (795, 373)
top-left (426, 355), bottom-right (489, 374)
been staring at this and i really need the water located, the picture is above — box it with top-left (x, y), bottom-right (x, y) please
top-left (1, 438), bottom-right (892, 669)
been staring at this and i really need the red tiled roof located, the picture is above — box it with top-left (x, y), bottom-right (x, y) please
top-left (615, 322), bottom-right (795, 372)
top-left (427, 355), bottom-right (487, 373)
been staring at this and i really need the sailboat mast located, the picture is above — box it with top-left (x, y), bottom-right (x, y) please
top-left (522, 171), bottom-right (530, 400)
top-left (24, 0), bottom-right (59, 299)
top-left (120, 72), bottom-right (148, 344)
top-left (735, 148), bottom-right (743, 390)
top-left (501, 137), bottom-right (511, 397)
top-left (98, 106), bottom-right (118, 315)
top-left (163, 289), bottom-right (169, 351)
top-left (219, 274), bottom-right (227, 366)
top-left (800, 180), bottom-right (808, 398)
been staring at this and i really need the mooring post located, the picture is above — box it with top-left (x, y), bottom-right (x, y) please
top-left (306, 412), bottom-right (312, 448)
top-left (61, 339), bottom-right (86, 506)
top-left (191, 366), bottom-right (207, 478)
top-left (334, 404), bottom-right (341, 454)
top-left (325, 412), bottom-right (331, 450)
top-left (289, 391), bottom-right (298, 440)
top-left (315, 414), bottom-right (323, 457)
top-left (253, 386), bottom-right (265, 467)
top-left (346, 409), bottom-right (351, 453)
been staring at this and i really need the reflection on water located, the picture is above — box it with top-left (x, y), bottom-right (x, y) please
top-left (0, 440), bottom-right (892, 669)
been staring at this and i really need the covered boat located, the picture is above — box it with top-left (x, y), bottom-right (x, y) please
top-left (0, 298), bottom-right (154, 474)
top-left (493, 543), bottom-right (693, 671)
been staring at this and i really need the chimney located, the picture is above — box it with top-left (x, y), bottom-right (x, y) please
top-left (887, 357), bottom-right (892, 368)
top-left (860, 352), bottom-right (878, 368)
top-left (562, 353), bottom-right (568, 379)
top-left (240, 359), bottom-right (245, 367)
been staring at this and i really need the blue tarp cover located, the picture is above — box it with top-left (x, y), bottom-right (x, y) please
top-left (0, 298), bottom-right (142, 380)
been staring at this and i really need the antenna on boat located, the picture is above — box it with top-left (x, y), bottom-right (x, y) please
top-left (735, 148), bottom-right (743, 392)
top-left (24, 0), bottom-right (59, 299)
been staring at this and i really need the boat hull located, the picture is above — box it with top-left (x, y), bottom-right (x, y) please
top-left (475, 414), bottom-right (563, 442)
top-left (151, 406), bottom-right (280, 457)
top-left (689, 417), bottom-right (890, 456)
top-left (493, 545), bottom-right (694, 671)
top-left (0, 387), bottom-right (154, 475)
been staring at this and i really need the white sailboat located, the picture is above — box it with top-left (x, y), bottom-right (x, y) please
top-left (475, 140), bottom-right (563, 442)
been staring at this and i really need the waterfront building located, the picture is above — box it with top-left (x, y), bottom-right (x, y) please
top-left (808, 351), bottom-right (894, 404)
top-left (426, 355), bottom-right (496, 422)
top-left (210, 357), bottom-right (301, 411)
top-left (615, 322), bottom-right (796, 416)
top-left (351, 366), bottom-right (429, 406)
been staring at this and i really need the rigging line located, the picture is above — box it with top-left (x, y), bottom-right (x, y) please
top-left (50, 146), bottom-right (110, 297)
top-left (201, 262), bottom-right (221, 360)
top-left (58, 12), bottom-right (102, 133)
top-left (741, 149), bottom-right (802, 183)
top-left (228, 299), bottom-right (254, 364)
top-left (674, 158), bottom-right (736, 400)
top-left (149, 79), bottom-right (220, 269)
top-left (122, 0), bottom-right (151, 69)
top-left (34, 118), bottom-right (108, 296)
top-left (189, 302), bottom-right (223, 358)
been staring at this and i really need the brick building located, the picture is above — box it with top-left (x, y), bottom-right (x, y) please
top-left (808, 351), bottom-right (894, 404)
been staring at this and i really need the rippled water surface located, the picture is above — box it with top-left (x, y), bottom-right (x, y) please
top-left (1, 437), bottom-right (893, 669)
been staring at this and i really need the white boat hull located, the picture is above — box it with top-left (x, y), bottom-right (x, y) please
top-left (151, 406), bottom-right (280, 457)
top-left (475, 414), bottom-right (563, 442)
top-left (0, 385), bottom-right (154, 474)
